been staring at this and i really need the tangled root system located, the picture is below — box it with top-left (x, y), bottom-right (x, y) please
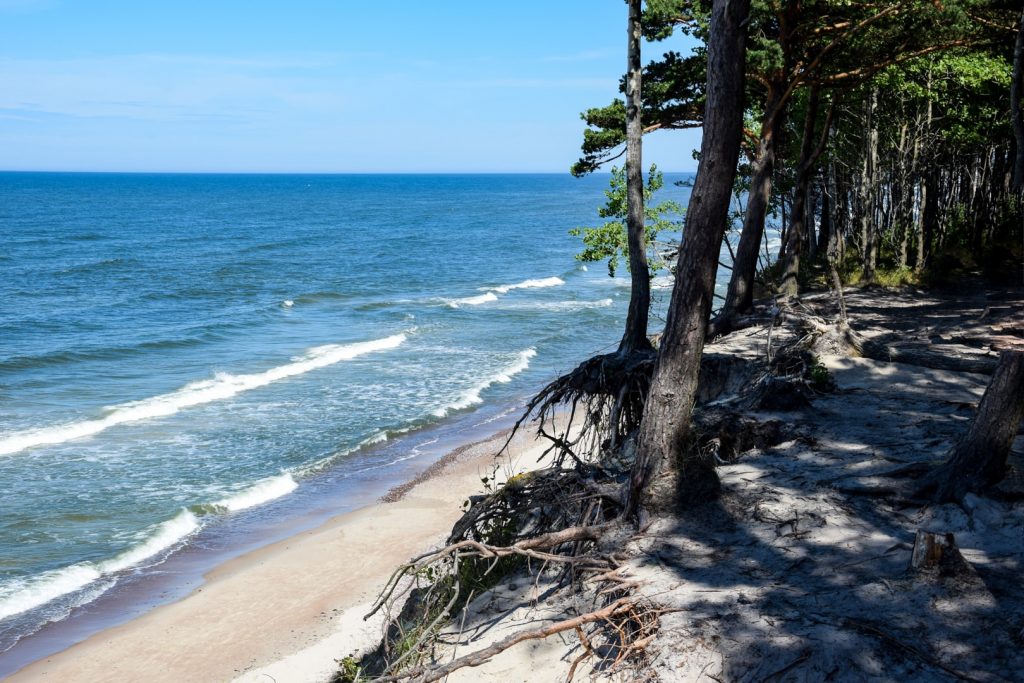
top-left (510, 348), bottom-right (656, 468)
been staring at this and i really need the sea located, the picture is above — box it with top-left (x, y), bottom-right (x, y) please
top-left (0, 171), bottom-right (698, 671)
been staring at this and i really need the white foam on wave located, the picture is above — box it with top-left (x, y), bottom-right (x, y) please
top-left (362, 431), bottom-right (389, 446)
top-left (0, 564), bottom-right (101, 623)
top-left (514, 298), bottom-right (614, 312)
top-left (100, 510), bottom-right (199, 573)
top-left (445, 292), bottom-right (498, 308)
top-left (491, 277), bottom-right (564, 294)
top-left (433, 348), bottom-right (536, 418)
top-left (651, 275), bottom-right (676, 290)
top-left (282, 300), bottom-right (294, 308)
top-left (0, 333), bottom-right (408, 457)
top-left (209, 473), bottom-right (298, 513)
top-left (0, 510), bottom-right (198, 622)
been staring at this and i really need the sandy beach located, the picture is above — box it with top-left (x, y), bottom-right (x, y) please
top-left (9, 424), bottom-right (552, 683)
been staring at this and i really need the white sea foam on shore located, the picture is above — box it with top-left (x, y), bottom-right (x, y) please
top-left (0, 510), bottom-right (199, 623)
top-left (0, 334), bottom-right (408, 457)
top-left (433, 348), bottom-right (536, 418)
top-left (209, 474), bottom-right (299, 513)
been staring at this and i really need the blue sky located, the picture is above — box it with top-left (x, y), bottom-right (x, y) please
top-left (0, 1), bottom-right (701, 172)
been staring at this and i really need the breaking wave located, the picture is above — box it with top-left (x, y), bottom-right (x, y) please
top-left (0, 510), bottom-right (199, 623)
top-left (433, 349), bottom-right (536, 417)
top-left (0, 334), bottom-right (407, 457)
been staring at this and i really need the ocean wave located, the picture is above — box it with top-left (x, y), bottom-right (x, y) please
top-left (0, 336), bottom-right (211, 373)
top-left (292, 291), bottom-right (352, 305)
top-left (206, 473), bottom-right (298, 513)
top-left (59, 258), bottom-right (133, 275)
top-left (433, 348), bottom-right (536, 418)
top-left (505, 298), bottom-right (614, 312)
top-left (0, 565), bottom-right (101, 624)
top-left (444, 275), bottom-right (564, 309)
top-left (0, 333), bottom-right (407, 456)
top-left (651, 275), bottom-right (676, 289)
top-left (0, 510), bottom-right (198, 623)
top-left (99, 510), bottom-right (199, 573)
top-left (490, 276), bottom-right (564, 294)
top-left (444, 292), bottom-right (498, 308)
top-left (361, 431), bottom-right (390, 446)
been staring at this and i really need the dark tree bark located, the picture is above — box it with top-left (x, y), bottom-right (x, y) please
top-left (627, 0), bottom-right (750, 518)
top-left (927, 350), bottom-right (1024, 503)
top-left (780, 85), bottom-right (832, 297)
top-left (860, 89), bottom-right (880, 283)
top-left (620, 0), bottom-right (652, 353)
top-left (817, 178), bottom-right (833, 257)
top-left (921, 165), bottom-right (938, 270)
top-left (721, 87), bottom-right (784, 316)
top-left (1012, 9), bottom-right (1024, 191)
top-left (916, 92), bottom-right (935, 272)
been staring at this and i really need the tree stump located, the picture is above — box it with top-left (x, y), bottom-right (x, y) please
top-left (910, 530), bottom-right (971, 577)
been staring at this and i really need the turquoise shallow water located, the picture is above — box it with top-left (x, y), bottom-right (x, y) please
top-left (0, 172), bottom-right (692, 654)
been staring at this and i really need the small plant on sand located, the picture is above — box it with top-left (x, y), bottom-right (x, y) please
top-left (335, 655), bottom-right (361, 682)
top-left (808, 360), bottom-right (834, 391)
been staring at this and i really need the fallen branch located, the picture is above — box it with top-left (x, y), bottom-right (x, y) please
top-left (366, 524), bottom-right (614, 620)
top-left (376, 598), bottom-right (637, 683)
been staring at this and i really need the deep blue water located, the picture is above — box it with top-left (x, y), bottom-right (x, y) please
top-left (0, 172), bottom-right (692, 653)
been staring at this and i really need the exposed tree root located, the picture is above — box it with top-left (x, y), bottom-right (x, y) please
top-left (349, 459), bottom-right (636, 681)
top-left (773, 302), bottom-right (999, 375)
top-left (508, 348), bottom-right (656, 469)
top-left (372, 596), bottom-right (668, 683)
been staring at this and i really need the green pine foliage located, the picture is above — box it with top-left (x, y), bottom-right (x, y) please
top-left (569, 164), bottom-right (683, 277)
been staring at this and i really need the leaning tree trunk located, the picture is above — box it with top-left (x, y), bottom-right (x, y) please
top-left (926, 350), bottom-right (1024, 503)
top-left (620, 0), bottom-right (652, 353)
top-left (721, 85), bottom-right (784, 317)
top-left (1012, 8), bottom-right (1024, 191)
top-left (627, 0), bottom-right (750, 520)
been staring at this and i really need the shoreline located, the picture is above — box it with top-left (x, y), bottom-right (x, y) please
top-left (6, 419), bottom-right (551, 682)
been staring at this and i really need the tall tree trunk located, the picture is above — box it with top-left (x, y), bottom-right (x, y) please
top-left (922, 167), bottom-right (938, 269)
top-left (928, 350), bottom-right (1024, 503)
top-left (806, 184), bottom-right (818, 262)
top-left (896, 123), bottom-right (910, 269)
top-left (861, 89), bottom-right (880, 283)
top-left (627, 0), bottom-right (750, 519)
top-left (1013, 9), bottom-right (1024, 191)
top-left (721, 85), bottom-right (785, 316)
top-left (916, 94), bottom-right (934, 271)
top-left (620, 0), bottom-right (652, 353)
top-left (817, 178), bottom-right (833, 258)
top-left (780, 85), bottom-right (825, 297)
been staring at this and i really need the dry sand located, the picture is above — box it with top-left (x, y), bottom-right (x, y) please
top-left (9, 425), bottom-right (554, 683)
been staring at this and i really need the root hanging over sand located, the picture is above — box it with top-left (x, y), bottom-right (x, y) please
top-left (371, 596), bottom-right (670, 683)
top-left (348, 342), bottom-right (669, 681)
top-left (348, 457), bottom-right (644, 681)
top-left (509, 348), bottom-right (656, 469)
